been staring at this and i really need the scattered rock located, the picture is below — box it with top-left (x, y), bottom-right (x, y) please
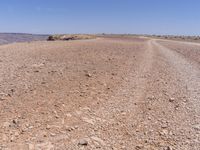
top-left (14, 131), bottom-right (20, 137)
top-left (75, 110), bottom-right (82, 115)
top-left (10, 136), bottom-right (15, 142)
top-left (82, 117), bottom-right (95, 125)
top-left (34, 70), bottom-right (40, 73)
top-left (161, 123), bottom-right (168, 129)
top-left (74, 125), bottom-right (79, 129)
top-left (163, 146), bottom-right (173, 150)
top-left (41, 81), bottom-right (46, 84)
top-left (46, 125), bottom-right (51, 130)
top-left (91, 136), bottom-right (106, 146)
top-left (147, 96), bottom-right (155, 101)
top-left (111, 73), bottom-right (117, 76)
top-left (12, 119), bottom-right (18, 125)
top-left (65, 126), bottom-right (75, 132)
top-left (50, 133), bottom-right (56, 137)
top-left (66, 113), bottom-right (72, 117)
top-left (135, 145), bottom-right (144, 149)
top-left (193, 124), bottom-right (200, 131)
top-left (0, 93), bottom-right (8, 101)
top-left (55, 114), bottom-right (59, 119)
top-left (2, 134), bottom-right (8, 141)
top-left (3, 122), bottom-right (11, 127)
top-left (78, 139), bottom-right (88, 146)
top-left (86, 73), bottom-right (92, 77)
top-left (175, 104), bottom-right (179, 110)
top-left (28, 126), bottom-right (34, 129)
top-left (159, 129), bottom-right (169, 136)
top-left (10, 89), bottom-right (15, 93)
top-left (82, 107), bottom-right (91, 112)
top-left (169, 97), bottom-right (175, 102)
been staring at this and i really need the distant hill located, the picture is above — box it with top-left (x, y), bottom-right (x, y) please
top-left (0, 33), bottom-right (49, 45)
top-left (47, 34), bottom-right (96, 41)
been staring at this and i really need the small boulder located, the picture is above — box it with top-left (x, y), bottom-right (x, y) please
top-left (86, 73), bottom-right (92, 77)
top-left (169, 98), bottom-right (175, 102)
top-left (78, 139), bottom-right (88, 146)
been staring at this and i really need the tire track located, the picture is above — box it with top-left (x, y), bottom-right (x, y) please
top-left (150, 40), bottom-right (200, 150)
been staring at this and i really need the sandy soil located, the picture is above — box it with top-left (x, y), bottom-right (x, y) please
top-left (0, 37), bottom-right (199, 150)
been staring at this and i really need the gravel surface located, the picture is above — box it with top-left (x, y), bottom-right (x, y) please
top-left (0, 37), bottom-right (199, 150)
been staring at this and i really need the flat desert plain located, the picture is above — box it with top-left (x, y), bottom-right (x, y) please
top-left (0, 36), bottom-right (199, 150)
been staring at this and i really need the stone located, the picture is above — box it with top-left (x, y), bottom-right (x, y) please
top-left (86, 73), bottom-right (92, 77)
top-left (66, 113), bottom-right (72, 117)
top-left (82, 117), bottom-right (95, 125)
top-left (50, 133), bottom-right (56, 137)
top-left (12, 119), bottom-right (18, 125)
top-left (46, 125), bottom-right (51, 130)
top-left (65, 126), bottom-right (74, 132)
top-left (91, 136), bottom-right (105, 146)
top-left (14, 131), bottom-right (20, 137)
top-left (0, 93), bottom-right (8, 101)
top-left (159, 129), bottom-right (169, 136)
top-left (193, 124), bottom-right (200, 131)
top-left (169, 98), bottom-right (175, 102)
top-left (163, 146), bottom-right (173, 150)
top-left (78, 139), bottom-right (88, 146)
top-left (3, 122), bottom-right (11, 127)
top-left (161, 124), bottom-right (168, 129)
top-left (135, 145), bottom-right (144, 149)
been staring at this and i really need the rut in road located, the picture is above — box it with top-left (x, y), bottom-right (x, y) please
top-left (58, 40), bottom-right (155, 149)
top-left (153, 40), bottom-right (200, 113)
top-left (65, 40), bottom-right (174, 150)
top-left (150, 40), bottom-right (200, 150)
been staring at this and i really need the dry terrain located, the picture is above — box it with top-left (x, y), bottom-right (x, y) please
top-left (0, 36), bottom-right (199, 150)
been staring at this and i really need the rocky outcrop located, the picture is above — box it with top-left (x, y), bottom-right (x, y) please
top-left (47, 34), bottom-right (95, 41)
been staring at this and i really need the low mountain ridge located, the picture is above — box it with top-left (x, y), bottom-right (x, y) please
top-left (0, 33), bottom-right (48, 45)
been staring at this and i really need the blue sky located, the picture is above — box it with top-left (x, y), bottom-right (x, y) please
top-left (0, 0), bottom-right (200, 35)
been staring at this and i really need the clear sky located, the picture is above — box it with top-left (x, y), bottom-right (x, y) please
top-left (0, 0), bottom-right (200, 35)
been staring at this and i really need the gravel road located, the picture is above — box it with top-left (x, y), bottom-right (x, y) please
top-left (0, 37), bottom-right (199, 150)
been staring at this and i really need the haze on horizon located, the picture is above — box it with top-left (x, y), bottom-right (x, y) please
top-left (0, 0), bottom-right (200, 35)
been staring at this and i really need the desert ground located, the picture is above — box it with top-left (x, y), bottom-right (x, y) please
top-left (0, 36), bottom-right (199, 150)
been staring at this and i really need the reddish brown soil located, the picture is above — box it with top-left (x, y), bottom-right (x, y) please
top-left (157, 40), bottom-right (200, 64)
top-left (0, 37), bottom-right (199, 150)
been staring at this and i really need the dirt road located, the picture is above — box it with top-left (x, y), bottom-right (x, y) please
top-left (0, 37), bottom-right (199, 150)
